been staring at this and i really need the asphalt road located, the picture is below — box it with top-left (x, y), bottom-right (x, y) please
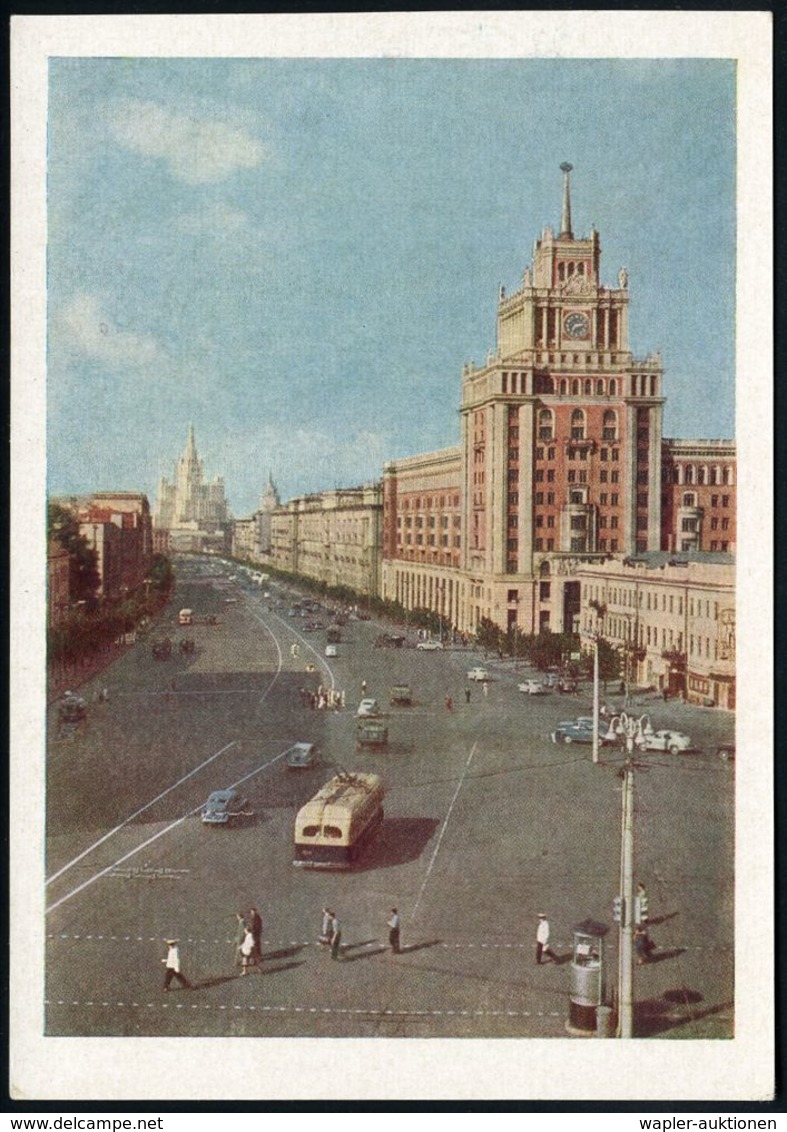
top-left (45, 562), bottom-right (735, 1039)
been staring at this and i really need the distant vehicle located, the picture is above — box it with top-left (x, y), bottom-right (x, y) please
top-left (178, 608), bottom-right (193, 626)
top-left (519, 679), bottom-right (549, 695)
top-left (416, 640), bottom-right (443, 651)
top-left (326, 626), bottom-right (342, 644)
top-left (390, 683), bottom-right (413, 706)
top-left (552, 721), bottom-right (611, 746)
top-left (152, 638), bottom-right (173, 660)
top-left (325, 644), bottom-right (338, 658)
top-left (293, 772), bottom-right (384, 868)
top-left (286, 742), bottom-right (319, 769)
top-left (288, 608), bottom-right (299, 618)
top-left (356, 719), bottom-right (389, 752)
top-left (467, 667), bottom-right (489, 682)
top-left (542, 671), bottom-right (560, 688)
top-left (58, 693), bottom-right (87, 724)
top-left (557, 677), bottom-right (578, 694)
top-left (201, 788), bottom-right (250, 825)
top-left (642, 729), bottom-right (693, 755)
top-left (357, 698), bottom-right (380, 718)
top-left (225, 597), bottom-right (238, 604)
top-left (376, 632), bottom-right (406, 649)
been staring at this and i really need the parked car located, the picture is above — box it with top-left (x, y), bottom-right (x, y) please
top-left (356, 719), bottom-right (389, 751)
top-left (201, 788), bottom-right (250, 825)
top-left (286, 742), bottom-right (319, 769)
top-left (519, 679), bottom-right (548, 695)
top-left (642, 729), bottom-right (693, 755)
top-left (357, 698), bottom-right (381, 718)
top-left (467, 667), bottom-right (489, 682)
top-left (325, 644), bottom-right (338, 658)
top-left (557, 677), bottom-right (578, 694)
top-left (552, 721), bottom-right (611, 746)
top-left (416, 640), bottom-right (444, 651)
top-left (542, 671), bottom-right (560, 688)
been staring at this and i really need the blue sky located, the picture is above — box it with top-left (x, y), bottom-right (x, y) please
top-left (47, 58), bottom-right (736, 515)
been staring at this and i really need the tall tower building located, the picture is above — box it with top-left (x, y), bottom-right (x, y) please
top-left (153, 425), bottom-right (230, 550)
top-left (459, 164), bottom-right (664, 633)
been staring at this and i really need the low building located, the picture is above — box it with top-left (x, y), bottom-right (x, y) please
top-left (232, 514), bottom-right (259, 561)
top-left (270, 484), bottom-right (383, 596)
top-left (578, 552), bottom-right (735, 708)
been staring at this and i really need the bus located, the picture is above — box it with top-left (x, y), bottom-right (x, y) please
top-left (178, 608), bottom-right (193, 625)
top-left (293, 772), bottom-right (384, 868)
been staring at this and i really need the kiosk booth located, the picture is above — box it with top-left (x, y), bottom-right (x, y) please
top-left (569, 919), bottom-right (610, 1034)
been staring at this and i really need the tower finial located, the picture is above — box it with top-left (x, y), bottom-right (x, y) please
top-left (559, 162), bottom-right (573, 239)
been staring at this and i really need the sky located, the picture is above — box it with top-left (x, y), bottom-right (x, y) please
top-left (46, 57), bottom-right (736, 516)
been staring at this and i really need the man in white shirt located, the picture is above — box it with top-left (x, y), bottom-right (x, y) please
top-left (535, 914), bottom-right (556, 965)
top-left (162, 939), bottom-right (193, 990)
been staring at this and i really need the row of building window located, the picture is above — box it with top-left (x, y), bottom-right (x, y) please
top-left (666, 465), bottom-right (734, 486)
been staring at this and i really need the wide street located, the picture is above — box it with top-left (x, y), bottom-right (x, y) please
top-left (45, 561), bottom-right (735, 1039)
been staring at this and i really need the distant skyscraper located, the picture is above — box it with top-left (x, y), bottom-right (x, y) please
top-left (154, 425), bottom-right (230, 549)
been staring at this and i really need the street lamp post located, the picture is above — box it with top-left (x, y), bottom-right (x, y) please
top-left (580, 629), bottom-right (600, 764)
top-left (607, 710), bottom-right (652, 1038)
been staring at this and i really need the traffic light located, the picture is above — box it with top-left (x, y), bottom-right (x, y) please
top-left (612, 895), bottom-right (623, 923)
top-left (635, 892), bottom-right (649, 924)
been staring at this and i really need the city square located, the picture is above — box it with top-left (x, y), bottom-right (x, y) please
top-left (45, 566), bottom-right (735, 1040)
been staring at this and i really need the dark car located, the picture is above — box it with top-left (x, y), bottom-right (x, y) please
top-left (201, 788), bottom-right (250, 825)
top-left (286, 742), bottom-right (319, 769)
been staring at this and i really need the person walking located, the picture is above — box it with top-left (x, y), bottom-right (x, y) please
top-left (464, 687), bottom-right (471, 704)
top-left (482, 680), bottom-right (489, 698)
top-left (162, 939), bottom-right (193, 991)
top-left (318, 906), bottom-right (332, 945)
top-left (234, 912), bottom-right (247, 966)
top-left (239, 927), bottom-right (255, 975)
top-left (535, 914), bottom-right (556, 965)
top-left (248, 906), bottom-right (263, 964)
top-left (444, 695), bottom-right (453, 712)
top-left (361, 680), bottom-right (368, 696)
top-left (329, 911), bottom-right (342, 960)
top-left (387, 908), bottom-right (401, 954)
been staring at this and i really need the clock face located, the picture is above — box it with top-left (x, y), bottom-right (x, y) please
top-left (564, 312), bottom-right (590, 339)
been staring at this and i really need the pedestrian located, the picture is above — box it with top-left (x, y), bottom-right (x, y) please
top-left (239, 927), bottom-right (255, 975)
top-left (248, 906), bottom-right (263, 963)
top-left (445, 695), bottom-right (453, 712)
top-left (535, 913), bottom-right (556, 965)
top-left (464, 687), bottom-right (471, 704)
top-left (635, 882), bottom-right (648, 924)
top-left (483, 680), bottom-right (489, 698)
top-left (635, 926), bottom-right (655, 965)
top-left (318, 906), bottom-right (332, 945)
top-left (387, 908), bottom-right (401, 954)
top-left (234, 911), bottom-right (247, 965)
top-left (329, 911), bottom-right (342, 960)
top-left (361, 680), bottom-right (368, 696)
top-left (162, 939), bottom-right (193, 991)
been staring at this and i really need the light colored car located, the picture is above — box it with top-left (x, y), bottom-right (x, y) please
top-left (286, 742), bottom-right (319, 769)
top-left (642, 729), bottom-right (693, 755)
top-left (325, 644), bottom-right (338, 658)
top-left (519, 679), bottom-right (548, 695)
top-left (467, 667), bottom-right (489, 682)
top-left (356, 698), bottom-right (380, 717)
top-left (416, 640), bottom-right (444, 651)
top-left (201, 788), bottom-right (250, 825)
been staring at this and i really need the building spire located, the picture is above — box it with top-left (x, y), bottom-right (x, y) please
top-left (186, 422), bottom-right (197, 459)
top-left (559, 162), bottom-right (573, 239)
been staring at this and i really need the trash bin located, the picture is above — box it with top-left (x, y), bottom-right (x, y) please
top-left (569, 919), bottom-right (609, 1032)
top-left (596, 1004), bottom-right (614, 1038)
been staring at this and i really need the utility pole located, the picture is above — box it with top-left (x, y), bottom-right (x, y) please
top-left (592, 636), bottom-right (600, 764)
top-left (618, 755), bottom-right (635, 1038)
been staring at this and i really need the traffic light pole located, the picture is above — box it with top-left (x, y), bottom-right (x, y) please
top-left (618, 756), bottom-right (635, 1038)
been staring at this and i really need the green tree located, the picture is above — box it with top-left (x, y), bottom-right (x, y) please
top-left (47, 502), bottom-right (100, 606)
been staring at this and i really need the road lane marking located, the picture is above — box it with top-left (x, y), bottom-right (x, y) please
top-left (247, 598), bottom-right (335, 692)
top-left (44, 999), bottom-right (555, 1021)
top-left (411, 740), bottom-right (478, 921)
top-left (45, 740), bottom-right (237, 887)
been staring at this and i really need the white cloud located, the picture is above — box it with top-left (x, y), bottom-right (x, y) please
top-left (59, 294), bottom-right (160, 367)
top-left (176, 202), bottom-right (250, 235)
top-left (107, 99), bottom-right (264, 184)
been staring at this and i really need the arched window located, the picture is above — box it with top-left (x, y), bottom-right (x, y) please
top-left (571, 408), bottom-right (585, 440)
top-left (577, 262), bottom-right (585, 275)
top-left (560, 378), bottom-right (568, 395)
top-left (584, 379), bottom-right (592, 395)
top-left (539, 559), bottom-right (551, 577)
top-left (538, 409), bottom-right (554, 441)
top-left (722, 466), bottom-right (732, 485)
top-left (596, 379), bottom-right (605, 395)
top-left (609, 379), bottom-right (617, 396)
top-left (710, 467), bottom-right (719, 485)
top-left (602, 410), bottom-right (618, 441)
top-left (571, 379), bottom-right (580, 396)
top-left (697, 466), bottom-right (706, 485)
top-left (684, 465), bottom-right (694, 485)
